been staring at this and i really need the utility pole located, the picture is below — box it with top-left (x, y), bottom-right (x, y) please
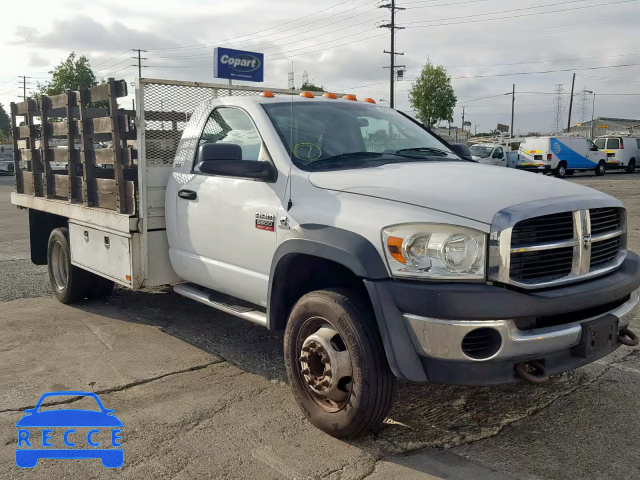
top-left (131, 49), bottom-right (148, 79)
top-left (379, 1), bottom-right (405, 108)
top-left (567, 72), bottom-right (576, 132)
top-left (510, 84), bottom-right (515, 138)
top-left (17, 76), bottom-right (31, 100)
top-left (461, 106), bottom-right (466, 137)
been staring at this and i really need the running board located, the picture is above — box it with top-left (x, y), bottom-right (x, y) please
top-left (173, 283), bottom-right (268, 327)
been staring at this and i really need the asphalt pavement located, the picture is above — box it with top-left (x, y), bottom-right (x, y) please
top-left (1, 173), bottom-right (639, 479)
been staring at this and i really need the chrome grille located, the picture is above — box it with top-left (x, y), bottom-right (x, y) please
top-left (511, 247), bottom-right (574, 282)
top-left (591, 237), bottom-right (621, 269)
top-left (506, 207), bottom-right (625, 287)
top-left (511, 212), bottom-right (574, 246)
top-left (590, 208), bottom-right (621, 234)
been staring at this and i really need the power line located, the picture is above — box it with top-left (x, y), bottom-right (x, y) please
top-left (403, 0), bottom-right (636, 28)
top-left (442, 52), bottom-right (640, 69)
top-left (144, 0), bottom-right (371, 52)
top-left (90, 50), bottom-right (131, 69)
top-left (405, 0), bottom-right (489, 8)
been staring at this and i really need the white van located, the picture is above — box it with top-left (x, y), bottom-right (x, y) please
top-left (595, 136), bottom-right (640, 173)
top-left (518, 137), bottom-right (607, 178)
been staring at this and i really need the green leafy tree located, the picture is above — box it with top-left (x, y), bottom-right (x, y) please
top-left (0, 103), bottom-right (10, 143)
top-left (38, 52), bottom-right (101, 96)
top-left (301, 82), bottom-right (324, 92)
top-left (408, 63), bottom-right (456, 127)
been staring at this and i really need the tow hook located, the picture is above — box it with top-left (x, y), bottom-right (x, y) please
top-left (515, 360), bottom-right (549, 384)
top-left (618, 327), bottom-right (639, 347)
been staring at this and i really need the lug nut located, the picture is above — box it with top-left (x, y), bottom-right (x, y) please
top-left (301, 368), bottom-right (310, 375)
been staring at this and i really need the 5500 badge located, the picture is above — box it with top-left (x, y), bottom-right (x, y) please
top-left (15, 391), bottom-right (123, 468)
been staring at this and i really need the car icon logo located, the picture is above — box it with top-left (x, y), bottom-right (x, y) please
top-left (15, 391), bottom-right (123, 468)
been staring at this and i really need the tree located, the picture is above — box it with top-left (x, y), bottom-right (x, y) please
top-left (408, 63), bottom-right (456, 127)
top-left (38, 52), bottom-right (100, 96)
top-left (301, 82), bottom-right (324, 92)
top-left (0, 103), bottom-right (10, 143)
top-left (463, 121), bottom-right (472, 130)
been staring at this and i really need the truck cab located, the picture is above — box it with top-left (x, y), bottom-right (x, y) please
top-left (469, 143), bottom-right (508, 167)
top-left (10, 80), bottom-right (640, 439)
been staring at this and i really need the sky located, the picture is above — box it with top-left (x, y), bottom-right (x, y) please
top-left (1, 0), bottom-right (639, 134)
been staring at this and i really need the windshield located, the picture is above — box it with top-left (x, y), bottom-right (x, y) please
top-left (262, 101), bottom-right (460, 170)
top-left (594, 138), bottom-right (606, 149)
top-left (469, 145), bottom-right (493, 158)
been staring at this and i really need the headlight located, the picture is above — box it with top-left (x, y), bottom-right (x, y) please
top-left (382, 224), bottom-right (486, 280)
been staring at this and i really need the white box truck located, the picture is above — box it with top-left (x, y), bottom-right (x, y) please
top-left (518, 136), bottom-right (608, 178)
top-left (9, 79), bottom-right (640, 437)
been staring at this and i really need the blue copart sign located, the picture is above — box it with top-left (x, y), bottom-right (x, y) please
top-left (214, 47), bottom-right (264, 83)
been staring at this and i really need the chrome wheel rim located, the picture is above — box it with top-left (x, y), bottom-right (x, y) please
top-left (51, 242), bottom-right (68, 291)
top-left (298, 317), bottom-right (353, 412)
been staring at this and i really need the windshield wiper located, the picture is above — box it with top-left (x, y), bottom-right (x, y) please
top-left (394, 147), bottom-right (452, 157)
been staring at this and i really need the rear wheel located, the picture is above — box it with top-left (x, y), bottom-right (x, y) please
top-left (284, 289), bottom-right (395, 438)
top-left (626, 159), bottom-right (636, 174)
top-left (554, 162), bottom-right (567, 178)
top-left (47, 228), bottom-right (92, 304)
top-left (595, 161), bottom-right (606, 176)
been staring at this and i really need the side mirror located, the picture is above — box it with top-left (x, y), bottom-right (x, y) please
top-left (199, 158), bottom-right (277, 181)
top-left (449, 143), bottom-right (473, 160)
top-left (196, 143), bottom-right (277, 182)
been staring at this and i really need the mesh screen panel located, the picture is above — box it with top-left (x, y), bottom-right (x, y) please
top-left (141, 80), bottom-right (298, 167)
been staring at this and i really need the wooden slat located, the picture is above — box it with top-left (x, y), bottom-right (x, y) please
top-left (15, 101), bottom-right (29, 115)
top-left (53, 174), bottom-right (70, 198)
top-left (51, 122), bottom-right (73, 136)
top-left (23, 172), bottom-right (34, 195)
top-left (20, 149), bottom-right (38, 162)
top-left (18, 125), bottom-right (33, 138)
top-left (49, 106), bottom-right (108, 119)
top-left (65, 91), bottom-right (80, 202)
top-left (91, 148), bottom-right (131, 166)
top-left (107, 78), bottom-right (127, 214)
top-left (50, 148), bottom-right (70, 163)
top-left (90, 117), bottom-right (117, 134)
top-left (86, 80), bottom-right (127, 103)
top-left (93, 178), bottom-right (135, 214)
top-left (49, 93), bottom-right (71, 109)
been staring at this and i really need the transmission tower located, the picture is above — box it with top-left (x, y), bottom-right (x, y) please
top-left (579, 87), bottom-right (589, 124)
top-left (302, 70), bottom-right (309, 87)
top-left (552, 84), bottom-right (564, 134)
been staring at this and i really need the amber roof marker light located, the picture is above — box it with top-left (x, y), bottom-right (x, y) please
top-left (342, 94), bottom-right (357, 101)
top-left (300, 91), bottom-right (315, 98)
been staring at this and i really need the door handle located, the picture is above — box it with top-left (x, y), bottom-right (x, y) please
top-left (178, 189), bottom-right (197, 200)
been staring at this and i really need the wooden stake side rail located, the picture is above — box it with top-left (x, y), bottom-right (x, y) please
top-left (10, 79), bottom-right (137, 215)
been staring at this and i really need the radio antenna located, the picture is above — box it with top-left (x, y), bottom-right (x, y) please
top-left (287, 61), bottom-right (294, 211)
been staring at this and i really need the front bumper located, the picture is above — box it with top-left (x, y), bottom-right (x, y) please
top-left (406, 289), bottom-right (639, 384)
top-left (516, 164), bottom-right (551, 172)
top-left (364, 252), bottom-right (640, 384)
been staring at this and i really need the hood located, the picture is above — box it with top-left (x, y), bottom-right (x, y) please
top-left (308, 162), bottom-right (604, 224)
top-left (471, 155), bottom-right (483, 161)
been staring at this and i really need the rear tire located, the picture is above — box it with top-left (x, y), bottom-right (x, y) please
top-left (626, 159), bottom-right (636, 174)
top-left (47, 227), bottom-right (92, 304)
top-left (554, 162), bottom-right (567, 178)
top-left (595, 161), bottom-right (606, 176)
top-left (284, 289), bottom-right (395, 438)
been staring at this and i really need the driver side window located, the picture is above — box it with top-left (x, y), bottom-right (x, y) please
top-left (198, 108), bottom-right (262, 163)
top-left (493, 148), bottom-right (504, 159)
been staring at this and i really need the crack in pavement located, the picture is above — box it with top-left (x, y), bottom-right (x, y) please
top-left (0, 360), bottom-right (223, 414)
top-left (437, 348), bottom-right (640, 451)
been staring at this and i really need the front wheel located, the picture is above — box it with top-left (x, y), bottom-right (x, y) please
top-left (284, 289), bottom-right (395, 438)
top-left (595, 161), bottom-right (606, 176)
top-left (626, 159), bottom-right (636, 174)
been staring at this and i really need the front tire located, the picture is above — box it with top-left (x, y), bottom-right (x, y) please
top-left (47, 228), bottom-right (92, 304)
top-left (284, 289), bottom-right (395, 438)
top-left (595, 161), bottom-right (606, 176)
top-left (626, 159), bottom-right (636, 174)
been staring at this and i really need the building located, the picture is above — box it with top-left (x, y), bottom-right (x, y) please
top-left (568, 117), bottom-right (640, 138)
